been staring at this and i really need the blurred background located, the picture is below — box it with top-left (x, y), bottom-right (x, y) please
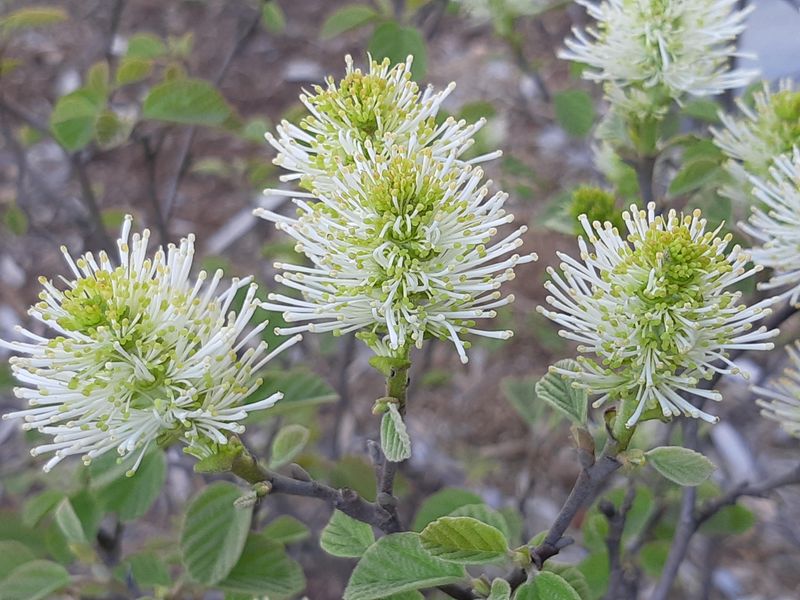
top-left (1, 1), bottom-right (800, 598)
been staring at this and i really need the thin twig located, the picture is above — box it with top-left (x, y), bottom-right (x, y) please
top-left (602, 484), bottom-right (638, 600)
top-left (70, 153), bottom-right (115, 251)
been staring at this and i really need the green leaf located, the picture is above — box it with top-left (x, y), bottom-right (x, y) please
top-left (535, 360), bottom-right (588, 424)
top-left (502, 376), bottom-right (542, 426)
top-left (126, 33), bottom-right (166, 59)
top-left (246, 368), bottom-right (338, 417)
top-left (367, 22), bottom-right (427, 81)
top-left (270, 424), bottom-right (310, 468)
top-left (668, 158), bottom-right (721, 197)
top-left (412, 488), bottom-right (484, 532)
top-left (116, 57), bottom-right (152, 85)
top-left (115, 552), bottom-right (171, 588)
top-left (89, 449), bottom-right (166, 521)
top-left (344, 533), bottom-right (466, 600)
top-left (261, 2), bottom-right (286, 33)
top-left (50, 88), bottom-right (104, 151)
top-left (381, 403), bottom-right (411, 462)
top-left (544, 565), bottom-right (591, 600)
top-left (320, 5), bottom-right (379, 39)
top-left (143, 78), bottom-right (231, 126)
top-left (553, 90), bottom-right (595, 137)
top-left (447, 504), bottom-right (510, 540)
top-left (181, 482), bottom-right (252, 585)
top-left (262, 515), bottom-right (310, 544)
top-left (95, 109), bottom-right (135, 149)
top-left (646, 446), bottom-right (716, 486)
top-left (420, 516), bottom-right (508, 564)
top-left (700, 503), bottom-right (756, 536)
top-left (53, 498), bottom-right (87, 546)
top-left (320, 510), bottom-right (375, 558)
top-left (577, 551), bottom-right (608, 600)
top-left (682, 99), bottom-right (721, 123)
top-left (0, 541), bottom-right (35, 581)
top-left (639, 540), bottom-right (670, 577)
top-left (0, 7), bottom-right (67, 32)
top-left (0, 560), bottom-right (70, 600)
top-left (488, 578), bottom-right (512, 600)
top-left (217, 534), bottom-right (305, 599)
top-left (3, 205), bottom-right (28, 235)
top-left (515, 572), bottom-right (581, 600)
top-left (86, 61), bottom-right (110, 96)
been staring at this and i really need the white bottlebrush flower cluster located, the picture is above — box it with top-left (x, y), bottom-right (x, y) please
top-left (740, 149), bottom-right (800, 306)
top-left (712, 80), bottom-right (800, 201)
top-left (753, 342), bottom-right (800, 438)
top-left (538, 203), bottom-right (777, 427)
top-left (259, 56), bottom-right (536, 362)
top-left (560, 0), bottom-right (755, 116)
top-left (1, 218), bottom-right (299, 473)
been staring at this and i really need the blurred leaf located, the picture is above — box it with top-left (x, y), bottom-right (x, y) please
top-left (458, 100), bottom-right (496, 122)
top-left (380, 403), bottom-right (411, 462)
top-left (534, 359), bottom-right (588, 424)
top-left (53, 498), bottom-right (87, 546)
top-left (538, 191), bottom-right (575, 235)
top-left (344, 533), bottom-right (465, 600)
top-left (502, 376), bottom-right (540, 426)
top-left (50, 88), bottom-right (104, 151)
top-left (95, 109), bottom-right (135, 149)
top-left (330, 455), bottom-right (379, 502)
top-left (0, 541), bottom-right (36, 581)
top-left (553, 90), bottom-right (595, 137)
top-left (320, 510), bottom-right (375, 558)
top-left (0, 7), bottom-right (67, 32)
top-left (247, 368), bottom-right (337, 418)
top-left (412, 488), bottom-right (483, 532)
top-left (270, 424), bottom-right (310, 469)
top-left (646, 446), bottom-right (716, 486)
top-left (22, 490), bottom-right (64, 528)
top-left (577, 551), bottom-right (608, 600)
top-left (320, 4), bottom-right (379, 39)
top-left (682, 99), bottom-right (721, 123)
top-left (639, 540), bottom-right (669, 577)
top-left (367, 22), bottom-right (427, 81)
top-left (181, 482), bottom-right (252, 585)
top-left (86, 61), bottom-right (110, 96)
top-left (167, 32), bottom-right (194, 58)
top-left (700, 503), bottom-right (756, 536)
top-left (116, 57), bottom-right (152, 85)
top-left (0, 511), bottom-right (47, 556)
top-left (0, 560), bottom-right (70, 600)
top-left (668, 158), bottom-right (721, 197)
top-left (261, 2), bottom-right (286, 34)
top-left (544, 565), bottom-right (591, 600)
top-left (143, 78), bottom-right (231, 126)
top-left (516, 572), bottom-right (581, 600)
top-left (217, 534), bottom-right (305, 599)
top-left (240, 117), bottom-right (270, 143)
top-left (0, 58), bottom-right (21, 75)
top-left (114, 552), bottom-right (170, 588)
top-left (89, 449), bottom-right (166, 521)
top-left (126, 33), bottom-right (166, 59)
top-left (420, 516), bottom-right (508, 564)
top-left (262, 515), bottom-right (310, 545)
top-left (3, 205), bottom-right (28, 235)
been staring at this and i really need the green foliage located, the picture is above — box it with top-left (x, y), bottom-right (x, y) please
top-left (700, 503), bottom-right (756, 535)
top-left (420, 516), bottom-right (509, 564)
top-left (381, 403), bottom-right (412, 462)
top-left (0, 560), bottom-right (70, 600)
top-left (50, 88), bottom-right (104, 151)
top-left (114, 552), bottom-right (171, 588)
top-left (448, 504), bottom-right (510, 540)
top-left (116, 57), bottom-right (153, 85)
top-left (0, 541), bottom-right (35, 580)
top-left (262, 515), bottom-right (311, 544)
top-left (126, 33), bottom-right (167, 59)
top-left (668, 158), bottom-right (721, 197)
top-left (639, 540), bottom-right (670, 577)
top-left (545, 564), bottom-right (591, 600)
top-left (516, 572), bottom-right (582, 599)
top-left (412, 488), bottom-right (484, 531)
top-left (554, 90), bottom-right (595, 137)
top-left (682, 99), bottom-right (722, 123)
top-left (3, 204), bottom-right (28, 235)
top-left (143, 78), bottom-right (232, 126)
top-left (502, 376), bottom-right (543, 426)
top-left (89, 449), bottom-right (166, 521)
top-left (344, 533), bottom-right (466, 600)
top-left (368, 22), bottom-right (427, 80)
top-left (646, 446), bottom-right (716, 486)
top-left (261, 2), bottom-right (286, 34)
top-left (0, 7), bottom-right (67, 33)
top-left (94, 109), bottom-right (135, 149)
top-left (321, 4), bottom-right (380, 39)
top-left (270, 424), bottom-right (311, 468)
top-left (217, 534), bottom-right (306, 599)
top-left (488, 578), bottom-right (512, 599)
top-left (181, 482), bottom-right (252, 585)
top-left (534, 360), bottom-right (588, 424)
top-left (247, 367), bottom-right (338, 418)
top-left (320, 510), bottom-right (375, 557)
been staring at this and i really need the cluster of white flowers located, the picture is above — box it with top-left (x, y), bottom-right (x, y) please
top-left (2, 218), bottom-right (299, 473)
top-left (740, 149), bottom-right (800, 306)
top-left (753, 343), bottom-right (800, 438)
top-left (259, 56), bottom-right (536, 362)
top-left (538, 203), bottom-right (777, 427)
top-left (560, 0), bottom-right (755, 118)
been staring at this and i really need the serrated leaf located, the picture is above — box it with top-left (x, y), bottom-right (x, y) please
top-left (535, 360), bottom-right (587, 424)
top-left (261, 2), bottom-right (286, 33)
top-left (381, 403), bottom-right (411, 462)
top-left (50, 88), bottom-right (104, 151)
top-left (116, 57), bottom-right (152, 85)
top-left (0, 7), bottom-right (67, 32)
top-left (262, 515), bottom-right (310, 544)
top-left (320, 5), bottom-right (379, 39)
top-left (0, 541), bottom-right (35, 580)
top-left (270, 424), bottom-right (310, 468)
top-left (246, 368), bottom-right (338, 418)
top-left (181, 482), bottom-right (252, 585)
top-left (420, 516), bottom-right (508, 564)
top-left (646, 446), bottom-right (716, 486)
top-left (217, 534), bottom-right (305, 599)
top-left (553, 90), bottom-right (595, 137)
top-left (367, 22), bottom-right (427, 81)
top-left (668, 158), bottom-right (720, 197)
top-left (320, 510), bottom-right (375, 558)
top-left (143, 78), bottom-right (231, 126)
top-left (488, 578), bottom-right (511, 600)
top-left (126, 33), bottom-right (166, 59)
top-left (89, 449), bottom-right (166, 521)
top-left (0, 560), bottom-right (70, 600)
top-left (448, 504), bottom-right (510, 540)
top-left (412, 488), bottom-right (484, 532)
top-left (344, 533), bottom-right (466, 600)
top-left (515, 572), bottom-right (582, 600)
